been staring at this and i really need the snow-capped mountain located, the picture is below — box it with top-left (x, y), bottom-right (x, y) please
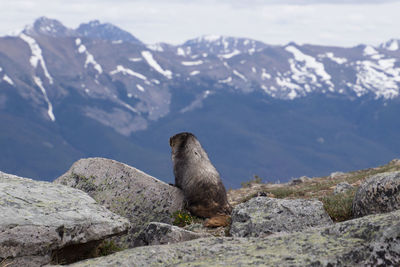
top-left (0, 17), bottom-right (399, 187)
top-left (379, 39), bottom-right (400, 51)
top-left (76, 20), bottom-right (143, 45)
top-left (3, 17), bottom-right (400, 123)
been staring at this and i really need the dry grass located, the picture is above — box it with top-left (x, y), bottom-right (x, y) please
top-left (228, 159), bottom-right (400, 222)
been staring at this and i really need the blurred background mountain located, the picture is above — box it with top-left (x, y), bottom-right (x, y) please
top-left (0, 17), bottom-right (399, 188)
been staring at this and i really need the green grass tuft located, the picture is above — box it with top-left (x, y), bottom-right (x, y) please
top-left (320, 189), bottom-right (356, 222)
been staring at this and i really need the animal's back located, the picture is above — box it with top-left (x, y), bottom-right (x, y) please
top-left (170, 132), bottom-right (232, 218)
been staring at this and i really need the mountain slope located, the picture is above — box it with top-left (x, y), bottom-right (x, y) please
top-left (0, 17), bottom-right (399, 186)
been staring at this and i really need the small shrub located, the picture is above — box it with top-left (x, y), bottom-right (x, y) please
top-left (172, 210), bottom-right (194, 227)
top-left (321, 189), bottom-right (356, 222)
top-left (241, 175), bottom-right (263, 188)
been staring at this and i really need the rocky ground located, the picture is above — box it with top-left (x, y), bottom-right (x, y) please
top-left (1, 158), bottom-right (400, 266)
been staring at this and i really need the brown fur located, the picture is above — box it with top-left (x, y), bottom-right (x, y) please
top-left (204, 215), bottom-right (231, 228)
top-left (170, 132), bottom-right (232, 218)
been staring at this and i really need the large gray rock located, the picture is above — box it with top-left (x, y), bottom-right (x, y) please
top-left (54, 158), bottom-right (185, 247)
top-left (0, 171), bottom-right (129, 267)
top-left (67, 208), bottom-right (400, 266)
top-left (353, 171), bottom-right (400, 218)
top-left (134, 222), bottom-right (209, 246)
top-left (230, 197), bottom-right (332, 237)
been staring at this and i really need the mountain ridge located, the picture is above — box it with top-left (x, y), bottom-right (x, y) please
top-left (0, 17), bottom-right (399, 187)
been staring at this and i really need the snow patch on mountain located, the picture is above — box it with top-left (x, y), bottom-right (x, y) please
top-left (220, 49), bottom-right (240, 59)
top-left (121, 102), bottom-right (139, 113)
top-left (261, 85), bottom-right (278, 96)
top-left (181, 60), bottom-right (203, 66)
top-left (33, 76), bottom-right (55, 121)
top-left (141, 51), bottom-right (172, 79)
top-left (190, 71), bottom-right (200, 76)
top-left (177, 48), bottom-right (186, 56)
top-left (233, 70), bottom-right (247, 81)
top-left (136, 84), bottom-right (145, 92)
top-left (363, 46), bottom-right (379, 57)
top-left (110, 65), bottom-right (147, 80)
top-left (285, 45), bottom-right (334, 92)
top-left (3, 75), bottom-right (14, 85)
top-left (219, 77), bottom-right (232, 84)
top-left (223, 62), bottom-right (230, 69)
top-left (381, 39), bottom-right (399, 51)
top-left (0, 68), bottom-right (14, 85)
top-left (319, 52), bottom-right (347, 64)
top-left (75, 38), bottom-right (103, 74)
top-left (275, 77), bottom-right (302, 100)
top-left (147, 43), bottom-right (164, 52)
top-left (85, 54), bottom-right (103, 74)
top-left (363, 46), bottom-right (384, 60)
top-left (20, 33), bottom-right (54, 84)
top-left (129, 57), bottom-right (142, 62)
top-left (261, 68), bottom-right (271, 80)
top-left (352, 56), bottom-right (400, 99)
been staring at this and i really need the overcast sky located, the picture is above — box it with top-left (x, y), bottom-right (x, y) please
top-left (3, 0), bottom-right (400, 47)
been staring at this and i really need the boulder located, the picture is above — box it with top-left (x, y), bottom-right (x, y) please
top-left (230, 197), bottom-right (332, 237)
top-left (134, 222), bottom-right (208, 246)
top-left (54, 158), bottom-right (184, 247)
top-left (67, 208), bottom-right (400, 266)
top-left (0, 171), bottom-right (129, 267)
top-left (333, 182), bottom-right (353, 195)
top-left (352, 171), bottom-right (400, 218)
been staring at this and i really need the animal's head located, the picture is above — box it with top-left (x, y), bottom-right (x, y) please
top-left (169, 132), bottom-right (197, 150)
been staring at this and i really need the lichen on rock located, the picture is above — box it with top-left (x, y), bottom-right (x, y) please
top-left (230, 197), bottom-right (333, 237)
top-left (134, 222), bottom-right (209, 246)
top-left (54, 157), bottom-right (185, 247)
top-left (352, 171), bottom-right (400, 218)
top-left (0, 171), bottom-right (129, 266)
top-left (67, 208), bottom-right (400, 266)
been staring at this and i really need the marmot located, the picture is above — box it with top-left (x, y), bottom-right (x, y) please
top-left (169, 132), bottom-right (232, 219)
